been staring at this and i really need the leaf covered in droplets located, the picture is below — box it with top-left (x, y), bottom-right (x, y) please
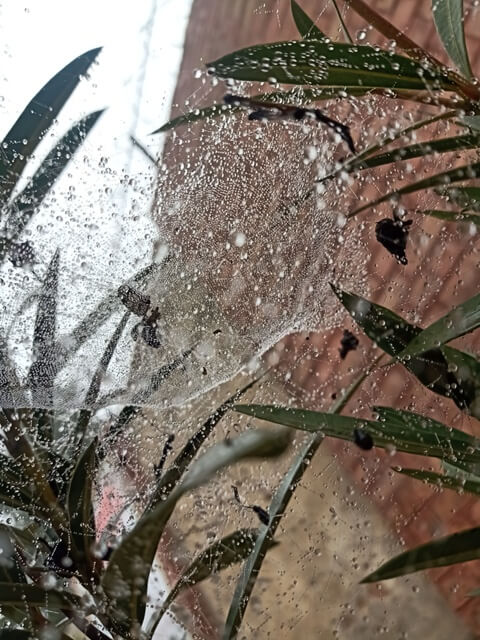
top-left (207, 40), bottom-right (455, 91)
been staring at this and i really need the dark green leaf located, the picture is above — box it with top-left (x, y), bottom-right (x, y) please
top-left (394, 466), bottom-right (480, 496)
top-left (362, 526), bottom-right (480, 582)
top-left (67, 438), bottom-right (96, 567)
top-left (147, 528), bottom-right (276, 636)
top-left (331, 285), bottom-right (475, 412)
top-left (397, 291), bottom-right (480, 359)
top-left (461, 116), bottom-right (480, 132)
top-left (0, 48), bottom-right (101, 204)
top-left (437, 185), bottom-right (480, 211)
top-left (102, 428), bottom-right (290, 635)
top-left (432, 0), bottom-right (473, 78)
top-left (441, 345), bottom-right (480, 418)
top-left (0, 631), bottom-right (33, 639)
top-left (291, 0), bottom-right (326, 39)
top-left (27, 250), bottom-right (60, 407)
top-left (350, 160), bottom-right (480, 216)
top-left (0, 582), bottom-right (80, 609)
top-left (207, 40), bottom-right (454, 91)
top-left (420, 209), bottom-right (480, 226)
top-left (151, 376), bottom-right (261, 506)
top-left (352, 133), bottom-right (480, 172)
top-left (234, 404), bottom-right (480, 464)
top-left (129, 349), bottom-right (194, 405)
top-left (2, 110), bottom-right (104, 251)
top-left (224, 361), bottom-right (376, 638)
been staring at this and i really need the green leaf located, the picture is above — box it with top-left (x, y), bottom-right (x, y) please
top-left (420, 209), bottom-right (480, 226)
top-left (0, 582), bottom-right (80, 609)
top-left (2, 110), bottom-right (104, 250)
top-left (150, 376), bottom-right (262, 506)
top-left (224, 363), bottom-right (378, 638)
top-left (291, 0), bottom-right (325, 39)
top-left (437, 185), bottom-right (480, 211)
top-left (67, 438), bottom-right (96, 568)
top-left (461, 116), bottom-right (480, 132)
top-left (234, 404), bottom-right (480, 464)
top-left (441, 345), bottom-right (480, 418)
top-left (147, 528), bottom-right (276, 637)
top-left (432, 0), bottom-right (473, 79)
top-left (331, 285), bottom-right (475, 412)
top-left (350, 159), bottom-right (480, 216)
top-left (353, 133), bottom-right (480, 172)
top-left (84, 311), bottom-right (129, 408)
top-left (27, 249), bottom-right (60, 407)
top-left (0, 631), bottom-right (34, 639)
top-left (102, 428), bottom-right (290, 636)
top-left (207, 40), bottom-right (453, 91)
top-left (362, 525), bottom-right (480, 582)
top-left (397, 291), bottom-right (480, 360)
top-left (394, 466), bottom-right (480, 496)
top-left (0, 48), bottom-right (101, 204)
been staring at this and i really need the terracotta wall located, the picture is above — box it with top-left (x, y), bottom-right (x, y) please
top-left (158, 0), bottom-right (480, 635)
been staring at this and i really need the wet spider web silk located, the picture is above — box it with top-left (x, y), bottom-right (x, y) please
top-left (1, 93), bottom-right (452, 410)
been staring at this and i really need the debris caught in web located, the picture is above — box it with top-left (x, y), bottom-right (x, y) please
top-left (353, 427), bottom-right (374, 451)
top-left (224, 94), bottom-right (355, 153)
top-left (375, 216), bottom-right (412, 265)
top-left (232, 484), bottom-right (270, 526)
top-left (339, 329), bottom-right (359, 359)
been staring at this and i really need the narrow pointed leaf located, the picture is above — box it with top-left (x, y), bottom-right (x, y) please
top-left (352, 133), bottom-right (480, 172)
top-left (151, 376), bottom-right (262, 505)
top-left (207, 41), bottom-right (454, 91)
top-left (461, 116), bottom-right (480, 132)
top-left (362, 526), bottom-right (480, 582)
top-left (397, 291), bottom-right (480, 359)
top-left (432, 0), bottom-right (473, 79)
top-left (67, 438), bottom-right (96, 565)
top-left (2, 110), bottom-right (104, 250)
top-left (420, 209), bottom-right (480, 226)
top-left (148, 528), bottom-right (277, 635)
top-left (234, 404), bottom-right (480, 464)
top-left (350, 160), bottom-right (480, 216)
top-left (0, 582), bottom-right (80, 608)
top-left (437, 185), bottom-right (480, 210)
top-left (27, 249), bottom-right (60, 406)
top-left (102, 428), bottom-right (290, 634)
top-left (291, 0), bottom-right (325, 39)
top-left (331, 285), bottom-right (475, 412)
top-left (0, 47), bottom-right (101, 203)
top-left (395, 466), bottom-right (480, 496)
top-left (224, 371), bottom-right (366, 639)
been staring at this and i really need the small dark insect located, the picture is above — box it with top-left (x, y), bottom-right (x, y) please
top-left (339, 329), bottom-right (359, 360)
top-left (213, 328), bottom-right (222, 335)
top-left (375, 217), bottom-right (412, 265)
top-left (252, 505), bottom-right (270, 526)
top-left (201, 366), bottom-right (208, 376)
top-left (224, 94), bottom-right (355, 154)
top-left (353, 427), bottom-right (374, 451)
top-left (118, 285), bottom-right (162, 348)
top-left (232, 484), bottom-right (270, 526)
